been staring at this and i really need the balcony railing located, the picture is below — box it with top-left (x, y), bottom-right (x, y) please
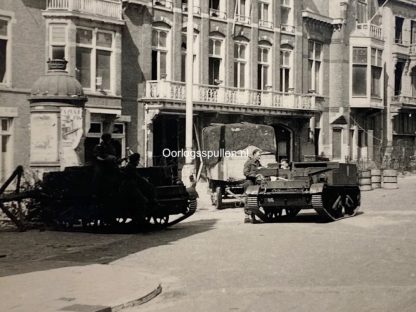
top-left (392, 95), bottom-right (416, 106)
top-left (182, 3), bottom-right (201, 15)
top-left (259, 20), bottom-right (273, 29)
top-left (209, 8), bottom-right (227, 19)
top-left (144, 80), bottom-right (317, 111)
top-left (46, 0), bottom-right (122, 20)
top-left (235, 14), bottom-right (251, 25)
top-left (153, 0), bottom-right (173, 10)
top-left (281, 24), bottom-right (296, 34)
top-left (356, 23), bottom-right (383, 40)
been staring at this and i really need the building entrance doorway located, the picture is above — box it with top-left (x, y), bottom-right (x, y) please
top-left (274, 124), bottom-right (292, 162)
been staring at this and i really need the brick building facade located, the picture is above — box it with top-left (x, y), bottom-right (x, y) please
top-left (1, 0), bottom-right (416, 182)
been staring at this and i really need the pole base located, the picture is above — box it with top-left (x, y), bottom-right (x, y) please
top-left (181, 164), bottom-right (195, 188)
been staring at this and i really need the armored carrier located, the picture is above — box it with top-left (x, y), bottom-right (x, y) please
top-left (245, 161), bottom-right (361, 222)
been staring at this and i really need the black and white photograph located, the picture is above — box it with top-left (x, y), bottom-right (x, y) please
top-left (1, 0), bottom-right (416, 311)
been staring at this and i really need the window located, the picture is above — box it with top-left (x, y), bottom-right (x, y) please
top-left (357, 0), bottom-right (368, 23)
top-left (210, 0), bottom-right (226, 18)
top-left (308, 41), bottom-right (322, 93)
top-left (411, 67), bottom-right (416, 97)
top-left (76, 28), bottom-right (114, 92)
top-left (236, 0), bottom-right (250, 23)
top-left (182, 0), bottom-right (201, 14)
top-left (280, 49), bottom-right (292, 92)
top-left (394, 60), bottom-right (405, 96)
top-left (332, 128), bottom-right (342, 159)
top-left (234, 42), bottom-right (248, 88)
top-left (352, 47), bottom-right (367, 96)
top-left (395, 16), bottom-right (404, 44)
top-left (0, 18), bottom-right (10, 84)
top-left (152, 28), bottom-right (169, 80)
top-left (411, 21), bottom-right (416, 45)
top-left (209, 37), bottom-right (223, 85)
top-left (281, 0), bottom-right (293, 27)
top-left (258, 1), bottom-right (272, 28)
top-left (49, 24), bottom-right (67, 60)
top-left (0, 118), bottom-right (13, 182)
top-left (371, 48), bottom-right (382, 97)
top-left (258, 46), bottom-right (271, 90)
top-left (181, 32), bottom-right (199, 83)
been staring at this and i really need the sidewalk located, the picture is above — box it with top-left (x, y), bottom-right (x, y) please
top-left (0, 264), bottom-right (161, 312)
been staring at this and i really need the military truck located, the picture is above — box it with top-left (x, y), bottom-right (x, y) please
top-left (201, 122), bottom-right (277, 209)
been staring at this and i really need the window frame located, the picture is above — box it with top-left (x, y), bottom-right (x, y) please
top-left (280, 48), bottom-right (292, 93)
top-left (308, 41), bottom-right (322, 94)
top-left (208, 36), bottom-right (224, 84)
top-left (152, 27), bottom-right (171, 80)
top-left (180, 31), bottom-right (199, 83)
top-left (0, 15), bottom-right (11, 86)
top-left (370, 48), bottom-right (382, 98)
top-left (0, 117), bottom-right (13, 182)
top-left (258, 45), bottom-right (271, 90)
top-left (75, 26), bottom-right (115, 93)
top-left (48, 23), bottom-right (68, 61)
top-left (234, 41), bottom-right (249, 88)
top-left (258, 0), bottom-right (272, 28)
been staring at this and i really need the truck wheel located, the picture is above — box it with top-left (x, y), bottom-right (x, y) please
top-left (215, 186), bottom-right (223, 210)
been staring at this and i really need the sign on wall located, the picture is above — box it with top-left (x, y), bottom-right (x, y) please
top-left (60, 107), bottom-right (84, 169)
top-left (30, 113), bottom-right (59, 163)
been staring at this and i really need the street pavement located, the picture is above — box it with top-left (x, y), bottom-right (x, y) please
top-left (1, 175), bottom-right (416, 311)
top-left (119, 175), bottom-right (416, 312)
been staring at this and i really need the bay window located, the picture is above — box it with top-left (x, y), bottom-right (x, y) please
top-left (352, 47), bottom-right (367, 96)
top-left (49, 24), bottom-right (67, 60)
top-left (76, 27), bottom-right (114, 92)
top-left (371, 48), bottom-right (382, 97)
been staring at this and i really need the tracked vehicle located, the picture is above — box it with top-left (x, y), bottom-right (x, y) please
top-left (245, 161), bottom-right (361, 222)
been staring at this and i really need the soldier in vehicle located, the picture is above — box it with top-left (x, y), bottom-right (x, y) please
top-left (280, 158), bottom-right (290, 169)
top-left (92, 133), bottom-right (120, 218)
top-left (122, 153), bottom-right (157, 223)
top-left (243, 149), bottom-right (263, 223)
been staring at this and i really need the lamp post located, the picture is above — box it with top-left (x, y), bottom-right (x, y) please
top-left (181, 0), bottom-right (195, 186)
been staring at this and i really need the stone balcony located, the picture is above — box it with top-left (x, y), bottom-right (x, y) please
top-left (46, 0), bottom-right (123, 21)
top-left (391, 95), bottom-right (416, 107)
top-left (144, 80), bottom-right (318, 114)
top-left (354, 23), bottom-right (383, 41)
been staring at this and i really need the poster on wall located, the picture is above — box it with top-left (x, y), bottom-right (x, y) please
top-left (60, 107), bottom-right (84, 169)
top-left (30, 113), bottom-right (59, 163)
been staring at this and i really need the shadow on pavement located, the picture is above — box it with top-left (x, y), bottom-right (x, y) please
top-left (259, 211), bottom-right (365, 224)
top-left (0, 218), bottom-right (218, 277)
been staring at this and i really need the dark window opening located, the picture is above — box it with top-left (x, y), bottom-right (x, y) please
top-left (394, 61), bottom-right (405, 96)
top-left (209, 58), bottom-right (220, 85)
top-left (395, 17), bottom-right (404, 44)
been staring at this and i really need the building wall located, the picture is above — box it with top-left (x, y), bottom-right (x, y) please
top-left (0, 0), bottom-right (46, 173)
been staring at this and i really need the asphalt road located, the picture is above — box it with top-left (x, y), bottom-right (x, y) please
top-left (1, 176), bottom-right (416, 311)
top-left (119, 176), bottom-right (416, 312)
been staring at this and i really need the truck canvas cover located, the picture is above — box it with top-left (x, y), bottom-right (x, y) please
top-left (201, 122), bottom-right (276, 167)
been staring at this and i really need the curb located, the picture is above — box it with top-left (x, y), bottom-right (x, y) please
top-left (112, 284), bottom-right (162, 311)
top-left (60, 284), bottom-right (162, 312)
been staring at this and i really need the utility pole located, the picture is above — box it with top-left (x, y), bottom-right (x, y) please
top-left (181, 0), bottom-right (194, 186)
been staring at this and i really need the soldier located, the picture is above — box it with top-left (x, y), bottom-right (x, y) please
top-left (92, 133), bottom-right (120, 219)
top-left (243, 149), bottom-right (263, 223)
